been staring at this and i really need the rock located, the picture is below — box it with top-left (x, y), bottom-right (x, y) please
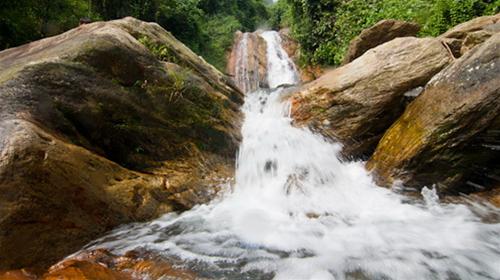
top-left (342, 20), bottom-right (420, 64)
top-left (0, 270), bottom-right (37, 280)
top-left (441, 37), bottom-right (465, 58)
top-left (473, 188), bottom-right (500, 208)
top-left (367, 34), bottom-right (500, 194)
top-left (43, 261), bottom-right (127, 280)
top-left (291, 37), bottom-right (452, 159)
top-left (441, 13), bottom-right (500, 40)
top-left (440, 13), bottom-right (500, 58)
top-left (0, 17), bottom-right (242, 270)
top-left (461, 30), bottom-right (495, 55)
top-left (42, 249), bottom-right (200, 280)
top-left (227, 31), bottom-right (268, 92)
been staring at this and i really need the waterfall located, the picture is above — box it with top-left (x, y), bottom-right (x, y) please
top-left (84, 31), bottom-right (500, 280)
top-left (260, 31), bottom-right (299, 88)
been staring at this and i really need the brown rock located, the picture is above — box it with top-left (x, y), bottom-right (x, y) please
top-left (367, 34), bottom-right (500, 194)
top-left (441, 13), bottom-right (500, 39)
top-left (42, 249), bottom-right (200, 280)
top-left (43, 260), bottom-right (128, 280)
top-left (291, 37), bottom-right (452, 159)
top-left (279, 28), bottom-right (299, 60)
top-left (227, 31), bottom-right (268, 92)
top-left (0, 17), bottom-right (242, 270)
top-left (342, 20), bottom-right (420, 64)
top-left (439, 13), bottom-right (500, 58)
top-left (474, 188), bottom-right (500, 208)
top-left (0, 270), bottom-right (37, 280)
top-left (461, 30), bottom-right (495, 55)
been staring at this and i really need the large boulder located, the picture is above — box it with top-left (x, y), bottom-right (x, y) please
top-left (342, 20), bottom-right (420, 64)
top-left (0, 17), bottom-right (243, 270)
top-left (291, 37), bottom-right (452, 159)
top-left (367, 33), bottom-right (500, 195)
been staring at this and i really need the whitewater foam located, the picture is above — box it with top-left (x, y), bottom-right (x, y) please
top-left (83, 31), bottom-right (500, 280)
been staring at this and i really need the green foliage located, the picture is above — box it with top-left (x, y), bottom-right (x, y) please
top-left (269, 0), bottom-right (293, 29)
top-left (0, 0), bottom-right (91, 49)
top-left (280, 0), bottom-right (499, 66)
top-left (202, 15), bottom-right (243, 70)
top-left (138, 36), bottom-right (179, 63)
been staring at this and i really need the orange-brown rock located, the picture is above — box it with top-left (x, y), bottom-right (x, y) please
top-left (0, 17), bottom-right (242, 270)
top-left (342, 19), bottom-right (420, 64)
top-left (42, 249), bottom-right (200, 280)
top-left (474, 188), bottom-right (500, 208)
top-left (43, 261), bottom-right (128, 280)
top-left (367, 33), bottom-right (500, 194)
top-left (0, 270), bottom-right (37, 280)
top-left (227, 31), bottom-right (268, 92)
top-left (291, 37), bottom-right (452, 159)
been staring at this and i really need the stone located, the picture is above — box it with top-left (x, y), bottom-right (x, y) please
top-left (440, 13), bottom-right (500, 58)
top-left (227, 31), bottom-right (268, 92)
top-left (42, 249), bottom-right (200, 280)
top-left (441, 13), bottom-right (500, 40)
top-left (0, 270), bottom-right (37, 280)
top-left (291, 37), bottom-right (452, 159)
top-left (367, 34), bottom-right (500, 195)
top-left (461, 30), bottom-right (495, 55)
top-left (342, 19), bottom-right (420, 64)
top-left (0, 17), bottom-right (242, 270)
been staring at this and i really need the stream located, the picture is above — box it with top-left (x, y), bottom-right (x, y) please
top-left (82, 31), bottom-right (500, 280)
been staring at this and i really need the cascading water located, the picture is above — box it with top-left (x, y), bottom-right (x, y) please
top-left (260, 31), bottom-right (299, 88)
top-left (84, 31), bottom-right (500, 279)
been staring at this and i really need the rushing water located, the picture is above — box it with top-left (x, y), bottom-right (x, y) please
top-left (84, 31), bottom-right (500, 279)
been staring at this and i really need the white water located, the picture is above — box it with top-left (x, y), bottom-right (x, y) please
top-left (85, 31), bottom-right (500, 279)
top-left (260, 31), bottom-right (299, 88)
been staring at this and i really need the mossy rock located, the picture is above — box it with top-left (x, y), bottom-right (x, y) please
top-left (368, 33), bottom-right (500, 195)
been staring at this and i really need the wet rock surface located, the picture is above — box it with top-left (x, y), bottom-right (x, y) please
top-left (0, 17), bottom-right (242, 270)
top-left (227, 31), bottom-right (268, 92)
top-left (367, 33), bottom-right (500, 194)
top-left (1, 249), bottom-right (202, 280)
top-left (42, 249), bottom-right (201, 280)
